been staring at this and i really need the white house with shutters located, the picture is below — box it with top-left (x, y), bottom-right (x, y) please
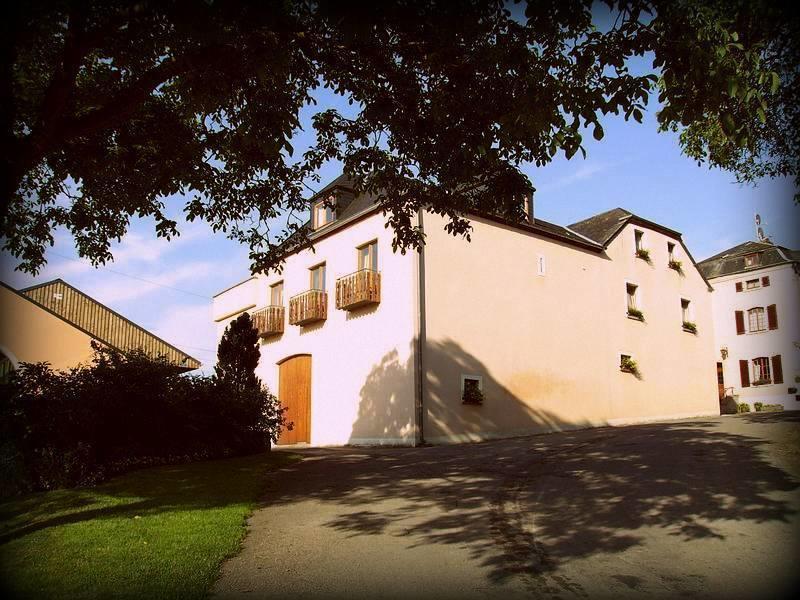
top-left (698, 241), bottom-right (800, 410)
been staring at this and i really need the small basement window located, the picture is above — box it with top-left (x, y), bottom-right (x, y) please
top-left (461, 375), bottom-right (484, 405)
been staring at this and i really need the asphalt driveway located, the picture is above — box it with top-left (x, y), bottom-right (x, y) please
top-left (214, 413), bottom-right (800, 599)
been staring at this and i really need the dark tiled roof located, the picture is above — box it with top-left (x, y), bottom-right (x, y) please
top-left (697, 241), bottom-right (798, 279)
top-left (568, 208), bottom-right (633, 246)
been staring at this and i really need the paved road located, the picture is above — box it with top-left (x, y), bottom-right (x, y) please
top-left (214, 413), bottom-right (800, 599)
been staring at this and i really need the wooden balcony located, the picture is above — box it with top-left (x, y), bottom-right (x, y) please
top-left (252, 305), bottom-right (284, 337)
top-left (288, 289), bottom-right (327, 326)
top-left (336, 269), bottom-right (381, 311)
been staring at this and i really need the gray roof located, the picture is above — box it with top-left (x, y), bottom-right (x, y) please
top-left (568, 208), bottom-right (634, 246)
top-left (697, 240), bottom-right (798, 279)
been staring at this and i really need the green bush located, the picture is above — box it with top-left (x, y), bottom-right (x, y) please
top-left (762, 404), bottom-right (784, 412)
top-left (737, 402), bottom-right (751, 413)
top-left (627, 308), bottom-right (645, 320)
top-left (754, 402), bottom-right (764, 412)
top-left (719, 396), bottom-right (738, 415)
top-left (0, 342), bottom-right (287, 493)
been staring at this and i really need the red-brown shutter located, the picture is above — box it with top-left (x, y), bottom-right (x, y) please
top-left (739, 360), bottom-right (750, 387)
top-left (772, 355), bottom-right (783, 384)
top-left (767, 304), bottom-right (778, 330)
top-left (735, 311), bottom-right (745, 335)
top-left (761, 276), bottom-right (770, 287)
top-left (735, 282), bottom-right (743, 292)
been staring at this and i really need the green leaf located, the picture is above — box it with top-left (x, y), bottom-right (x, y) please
top-left (727, 78), bottom-right (738, 98)
top-left (757, 107), bottom-right (767, 124)
top-left (592, 123), bottom-right (604, 141)
top-left (770, 72), bottom-right (780, 94)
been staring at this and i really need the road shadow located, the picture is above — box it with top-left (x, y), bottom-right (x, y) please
top-left (267, 415), bottom-right (799, 591)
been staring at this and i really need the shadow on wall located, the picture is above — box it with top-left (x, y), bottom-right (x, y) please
top-left (348, 339), bottom-right (590, 445)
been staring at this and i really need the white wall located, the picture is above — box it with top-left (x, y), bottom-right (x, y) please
top-left (213, 212), bottom-right (419, 446)
top-left (709, 263), bottom-right (800, 409)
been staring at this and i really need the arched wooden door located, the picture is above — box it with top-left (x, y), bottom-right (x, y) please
top-left (277, 355), bottom-right (311, 445)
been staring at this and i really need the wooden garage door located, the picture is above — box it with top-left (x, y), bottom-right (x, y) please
top-left (277, 355), bottom-right (311, 445)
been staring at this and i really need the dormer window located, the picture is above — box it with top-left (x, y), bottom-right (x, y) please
top-left (313, 197), bottom-right (336, 230)
top-left (521, 194), bottom-right (534, 223)
top-left (744, 253), bottom-right (761, 268)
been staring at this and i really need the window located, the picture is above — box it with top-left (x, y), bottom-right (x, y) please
top-left (681, 298), bottom-right (691, 322)
top-left (634, 230), bottom-right (644, 252)
top-left (745, 278), bottom-right (760, 290)
top-left (537, 254), bottom-right (546, 276)
top-left (310, 263), bottom-right (326, 290)
top-left (748, 307), bottom-right (766, 332)
top-left (744, 253), bottom-right (761, 268)
top-left (313, 198), bottom-right (336, 229)
top-left (626, 283), bottom-right (639, 312)
top-left (667, 242), bottom-right (675, 261)
top-left (270, 281), bottom-right (284, 306)
top-left (461, 375), bottom-right (484, 405)
top-left (357, 240), bottom-right (378, 271)
top-left (752, 357), bottom-right (771, 384)
top-left (521, 195), bottom-right (533, 222)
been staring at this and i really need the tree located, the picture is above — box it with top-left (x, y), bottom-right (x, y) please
top-left (3, 0), bottom-right (796, 275)
top-left (214, 312), bottom-right (261, 393)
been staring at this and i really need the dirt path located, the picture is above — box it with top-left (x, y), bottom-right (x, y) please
top-left (213, 413), bottom-right (800, 599)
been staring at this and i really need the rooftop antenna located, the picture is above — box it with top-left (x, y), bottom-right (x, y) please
top-left (754, 213), bottom-right (771, 243)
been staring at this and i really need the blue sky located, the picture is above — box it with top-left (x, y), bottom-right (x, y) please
top-left (2, 85), bottom-right (797, 374)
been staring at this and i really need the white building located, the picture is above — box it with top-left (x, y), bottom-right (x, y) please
top-left (698, 241), bottom-right (800, 410)
top-left (213, 174), bottom-right (720, 446)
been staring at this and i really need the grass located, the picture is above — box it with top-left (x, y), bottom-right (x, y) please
top-left (0, 451), bottom-right (299, 600)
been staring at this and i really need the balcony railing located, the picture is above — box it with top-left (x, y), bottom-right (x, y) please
top-left (288, 289), bottom-right (328, 326)
top-left (336, 269), bottom-right (381, 311)
top-left (252, 305), bottom-right (284, 337)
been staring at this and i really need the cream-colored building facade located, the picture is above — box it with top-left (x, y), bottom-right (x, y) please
top-left (213, 175), bottom-right (720, 446)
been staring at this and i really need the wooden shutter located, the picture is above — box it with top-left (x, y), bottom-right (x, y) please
top-left (767, 304), bottom-right (778, 330)
top-left (739, 360), bottom-right (750, 387)
top-left (735, 282), bottom-right (743, 292)
top-left (735, 310), bottom-right (745, 335)
top-left (761, 276), bottom-right (770, 287)
top-left (772, 355), bottom-right (783, 385)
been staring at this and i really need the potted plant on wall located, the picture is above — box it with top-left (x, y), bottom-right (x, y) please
top-left (462, 383), bottom-right (485, 405)
top-left (682, 321), bottom-right (697, 334)
top-left (635, 247), bottom-right (651, 262)
top-left (620, 356), bottom-right (640, 376)
top-left (627, 307), bottom-right (645, 321)
top-left (668, 259), bottom-right (683, 272)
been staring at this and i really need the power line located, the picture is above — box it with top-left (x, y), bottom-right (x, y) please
top-left (49, 251), bottom-right (212, 300)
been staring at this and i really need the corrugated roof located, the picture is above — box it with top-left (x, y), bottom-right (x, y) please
top-left (697, 240), bottom-right (798, 279)
top-left (18, 279), bottom-right (201, 370)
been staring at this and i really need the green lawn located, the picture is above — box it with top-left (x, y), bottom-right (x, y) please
top-left (0, 451), bottom-right (299, 599)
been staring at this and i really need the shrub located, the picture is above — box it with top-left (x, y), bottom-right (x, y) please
top-left (719, 396), bottom-right (738, 415)
top-left (668, 259), bottom-right (683, 272)
top-left (754, 402), bottom-right (763, 412)
top-left (635, 248), bottom-right (650, 261)
top-left (0, 343), bottom-right (287, 493)
top-left (682, 321), bottom-right (697, 333)
top-left (762, 404), bottom-right (784, 412)
top-left (737, 402), bottom-right (751, 413)
top-left (462, 385), bottom-right (485, 405)
top-left (620, 356), bottom-right (639, 375)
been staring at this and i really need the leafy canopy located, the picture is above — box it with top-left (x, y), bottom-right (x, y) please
top-left (2, 0), bottom-right (796, 275)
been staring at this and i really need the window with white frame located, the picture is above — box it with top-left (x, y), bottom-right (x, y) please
top-left (748, 307), bottom-right (766, 332)
top-left (310, 263), bottom-right (326, 290)
top-left (745, 278), bottom-right (760, 290)
top-left (357, 240), bottom-right (378, 271)
top-left (270, 281), bottom-right (284, 306)
top-left (313, 199), bottom-right (336, 229)
top-left (752, 357), bottom-right (771, 384)
top-left (681, 298), bottom-right (691, 322)
top-left (461, 374), bottom-right (484, 404)
top-left (744, 253), bottom-right (761, 268)
top-left (634, 230), bottom-right (644, 252)
top-left (626, 283), bottom-right (639, 312)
